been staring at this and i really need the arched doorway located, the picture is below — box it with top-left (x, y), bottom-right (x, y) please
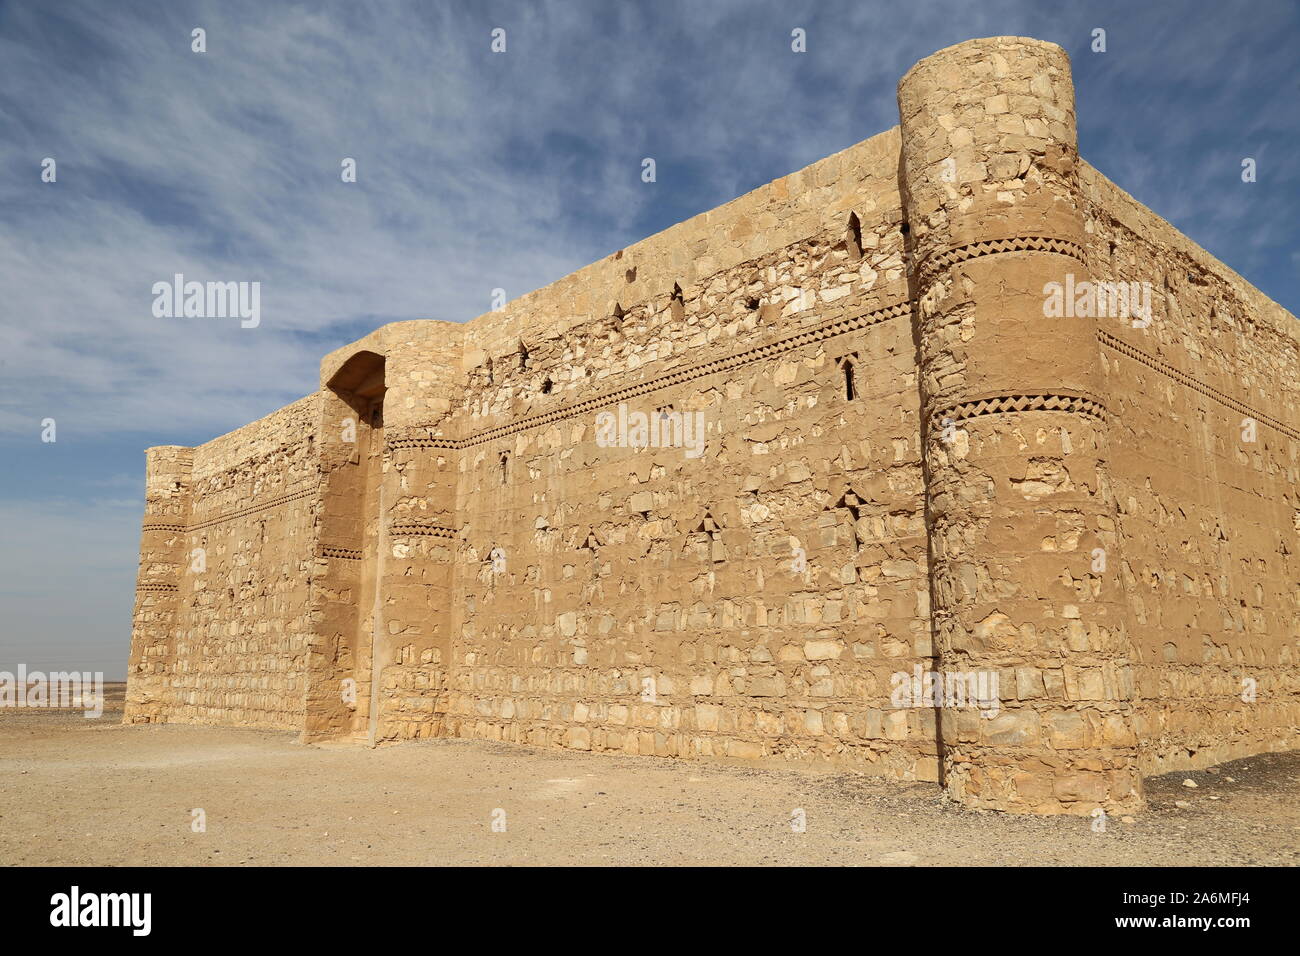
top-left (321, 350), bottom-right (386, 744)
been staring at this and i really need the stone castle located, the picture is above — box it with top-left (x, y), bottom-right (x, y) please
top-left (126, 37), bottom-right (1300, 814)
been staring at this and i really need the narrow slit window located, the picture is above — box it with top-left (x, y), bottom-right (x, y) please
top-left (847, 212), bottom-right (862, 260)
top-left (843, 361), bottom-right (856, 401)
top-left (500, 452), bottom-right (510, 485)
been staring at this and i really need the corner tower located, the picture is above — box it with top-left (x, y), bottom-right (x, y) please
top-left (899, 37), bottom-right (1143, 813)
top-left (124, 444), bottom-right (193, 723)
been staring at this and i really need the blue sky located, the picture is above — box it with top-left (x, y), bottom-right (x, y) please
top-left (1, 0), bottom-right (1296, 678)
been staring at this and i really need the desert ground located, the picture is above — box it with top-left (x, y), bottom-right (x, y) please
top-left (1, 684), bottom-right (1296, 867)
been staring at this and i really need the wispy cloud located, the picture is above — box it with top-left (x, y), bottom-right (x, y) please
top-left (0, 0), bottom-right (1296, 672)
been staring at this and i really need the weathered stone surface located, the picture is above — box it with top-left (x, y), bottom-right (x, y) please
top-left (125, 36), bottom-right (1300, 815)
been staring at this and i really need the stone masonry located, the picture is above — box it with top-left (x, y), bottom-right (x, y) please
top-left (126, 37), bottom-right (1300, 814)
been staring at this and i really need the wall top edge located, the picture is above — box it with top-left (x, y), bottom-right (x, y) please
top-left (898, 35), bottom-right (1068, 86)
top-left (1078, 159), bottom-right (1299, 341)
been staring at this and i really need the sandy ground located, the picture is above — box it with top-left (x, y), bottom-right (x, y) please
top-left (2, 685), bottom-right (1297, 866)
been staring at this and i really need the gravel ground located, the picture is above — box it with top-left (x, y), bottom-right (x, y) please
top-left (2, 686), bottom-right (1297, 866)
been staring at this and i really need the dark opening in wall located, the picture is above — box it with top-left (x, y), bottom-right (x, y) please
top-left (626, 266), bottom-right (637, 283)
top-left (518, 342), bottom-right (530, 370)
top-left (830, 488), bottom-right (862, 522)
top-left (692, 509), bottom-right (726, 562)
top-left (847, 212), bottom-right (863, 260)
top-left (541, 377), bottom-right (553, 394)
top-left (746, 296), bottom-right (760, 311)
top-left (900, 221), bottom-right (910, 235)
top-left (694, 510), bottom-right (721, 537)
top-left (500, 452), bottom-right (510, 485)
top-left (843, 360), bottom-right (856, 401)
top-left (670, 283), bottom-right (685, 322)
top-left (612, 303), bottom-right (626, 327)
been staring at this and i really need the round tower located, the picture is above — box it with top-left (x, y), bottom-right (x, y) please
top-left (124, 444), bottom-right (193, 723)
top-left (899, 37), bottom-right (1143, 813)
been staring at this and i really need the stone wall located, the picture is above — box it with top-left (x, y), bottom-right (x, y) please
top-left (125, 35), bottom-right (1299, 815)
top-left (1079, 166), bottom-right (1300, 776)
top-left (126, 396), bottom-right (319, 730)
top-left (442, 187), bottom-right (932, 777)
top-left (124, 444), bottom-right (193, 722)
